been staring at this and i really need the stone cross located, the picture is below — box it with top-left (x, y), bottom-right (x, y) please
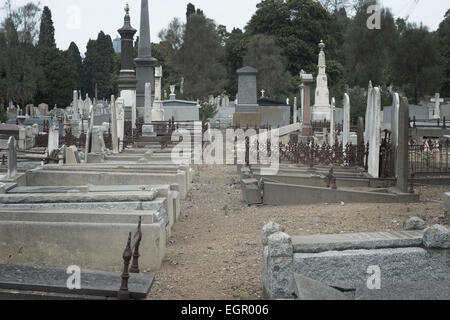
top-left (343, 93), bottom-right (351, 147)
top-left (330, 98), bottom-right (336, 146)
top-left (110, 95), bottom-right (119, 154)
top-left (431, 93), bottom-right (444, 119)
top-left (7, 136), bottom-right (17, 179)
top-left (144, 82), bottom-right (152, 124)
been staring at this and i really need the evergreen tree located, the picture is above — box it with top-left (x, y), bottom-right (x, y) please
top-left (344, 1), bottom-right (398, 87)
top-left (83, 31), bottom-right (115, 99)
top-left (37, 6), bottom-right (55, 48)
top-left (243, 34), bottom-right (293, 99)
top-left (224, 28), bottom-right (249, 97)
top-left (179, 11), bottom-right (227, 100)
top-left (437, 9), bottom-right (450, 96)
top-left (392, 24), bottom-right (441, 103)
top-left (186, 3), bottom-right (196, 19)
top-left (67, 42), bottom-right (83, 90)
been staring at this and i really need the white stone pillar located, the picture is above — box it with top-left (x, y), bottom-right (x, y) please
top-left (329, 98), bottom-right (335, 146)
top-left (110, 95), bottom-right (119, 154)
top-left (7, 136), bottom-right (17, 178)
top-left (144, 82), bottom-right (152, 124)
top-left (343, 93), bottom-right (351, 147)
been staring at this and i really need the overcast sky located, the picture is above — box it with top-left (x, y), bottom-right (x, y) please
top-left (4, 0), bottom-right (450, 52)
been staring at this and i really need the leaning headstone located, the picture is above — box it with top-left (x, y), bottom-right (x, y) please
top-left (7, 136), bottom-right (17, 179)
top-left (65, 146), bottom-right (78, 164)
top-left (85, 104), bottom-right (95, 162)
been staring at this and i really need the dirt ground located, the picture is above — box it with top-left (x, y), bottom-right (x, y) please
top-left (148, 165), bottom-right (448, 300)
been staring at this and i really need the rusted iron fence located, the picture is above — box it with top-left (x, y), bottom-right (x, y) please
top-left (246, 137), bottom-right (369, 168)
top-left (118, 217), bottom-right (143, 300)
top-left (409, 138), bottom-right (450, 175)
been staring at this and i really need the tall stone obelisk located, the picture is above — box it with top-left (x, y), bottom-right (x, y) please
top-left (312, 40), bottom-right (331, 121)
top-left (117, 4), bottom-right (137, 122)
top-left (135, 0), bottom-right (157, 110)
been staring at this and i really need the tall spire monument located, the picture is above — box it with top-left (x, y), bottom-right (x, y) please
top-left (117, 3), bottom-right (137, 122)
top-left (135, 0), bottom-right (158, 109)
top-left (311, 40), bottom-right (331, 121)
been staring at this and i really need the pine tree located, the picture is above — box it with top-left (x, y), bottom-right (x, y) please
top-left (437, 9), bottom-right (450, 96)
top-left (67, 42), bottom-right (83, 90)
top-left (83, 31), bottom-right (115, 99)
top-left (38, 6), bottom-right (55, 48)
top-left (179, 11), bottom-right (227, 100)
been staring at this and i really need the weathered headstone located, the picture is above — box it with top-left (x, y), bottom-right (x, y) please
top-left (72, 90), bottom-right (79, 121)
top-left (329, 98), bottom-right (336, 145)
top-left (116, 98), bottom-right (125, 152)
top-left (396, 96), bottom-right (410, 193)
top-left (293, 97), bottom-right (298, 124)
top-left (151, 66), bottom-right (164, 121)
top-left (144, 82), bottom-right (152, 124)
top-left (84, 104), bottom-right (95, 162)
top-left (48, 124), bottom-right (60, 156)
top-left (110, 95), bottom-right (119, 154)
top-left (367, 86), bottom-right (381, 178)
top-left (7, 136), bottom-right (17, 179)
top-left (343, 93), bottom-right (350, 147)
top-left (300, 71), bottom-right (314, 136)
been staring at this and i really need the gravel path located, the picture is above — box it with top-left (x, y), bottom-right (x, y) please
top-left (149, 165), bottom-right (448, 300)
